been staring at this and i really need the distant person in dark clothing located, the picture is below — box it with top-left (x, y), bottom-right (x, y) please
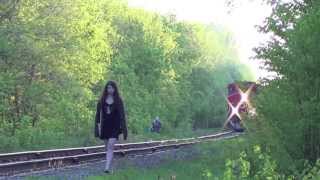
top-left (150, 116), bottom-right (161, 133)
top-left (95, 80), bottom-right (127, 174)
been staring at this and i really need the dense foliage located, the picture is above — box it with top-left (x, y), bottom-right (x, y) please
top-left (246, 0), bottom-right (320, 176)
top-left (0, 0), bottom-right (252, 152)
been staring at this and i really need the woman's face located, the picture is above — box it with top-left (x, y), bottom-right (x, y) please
top-left (107, 84), bottom-right (115, 95)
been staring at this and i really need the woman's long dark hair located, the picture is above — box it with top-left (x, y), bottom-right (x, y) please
top-left (100, 80), bottom-right (122, 107)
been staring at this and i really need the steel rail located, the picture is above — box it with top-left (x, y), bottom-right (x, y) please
top-left (0, 131), bottom-right (240, 177)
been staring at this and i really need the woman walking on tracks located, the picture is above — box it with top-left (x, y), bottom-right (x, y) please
top-left (95, 80), bottom-right (128, 173)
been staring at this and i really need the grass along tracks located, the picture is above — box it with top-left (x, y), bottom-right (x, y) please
top-left (0, 131), bottom-right (241, 177)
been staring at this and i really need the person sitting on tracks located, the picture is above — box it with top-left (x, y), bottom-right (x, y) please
top-left (95, 80), bottom-right (128, 174)
top-left (150, 116), bottom-right (161, 133)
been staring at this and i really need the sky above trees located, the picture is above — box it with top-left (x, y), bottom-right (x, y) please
top-left (128, 0), bottom-right (274, 80)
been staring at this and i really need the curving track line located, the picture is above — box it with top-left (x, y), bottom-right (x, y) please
top-left (0, 131), bottom-right (241, 177)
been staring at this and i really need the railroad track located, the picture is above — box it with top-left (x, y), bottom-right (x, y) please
top-left (0, 131), bottom-right (241, 177)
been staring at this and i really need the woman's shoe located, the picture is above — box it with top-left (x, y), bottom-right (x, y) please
top-left (104, 169), bottom-right (113, 174)
top-left (104, 170), bottom-right (110, 173)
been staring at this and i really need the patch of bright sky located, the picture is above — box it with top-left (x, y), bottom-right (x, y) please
top-left (128, 0), bottom-right (275, 80)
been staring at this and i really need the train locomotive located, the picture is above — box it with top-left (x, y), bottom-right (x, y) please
top-left (224, 81), bottom-right (258, 132)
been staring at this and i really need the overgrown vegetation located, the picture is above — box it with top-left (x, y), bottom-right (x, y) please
top-left (0, 0), bottom-right (252, 152)
top-left (243, 0), bottom-right (320, 177)
top-left (2, 0), bottom-right (320, 178)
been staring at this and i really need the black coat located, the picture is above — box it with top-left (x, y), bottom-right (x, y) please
top-left (94, 98), bottom-right (127, 140)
